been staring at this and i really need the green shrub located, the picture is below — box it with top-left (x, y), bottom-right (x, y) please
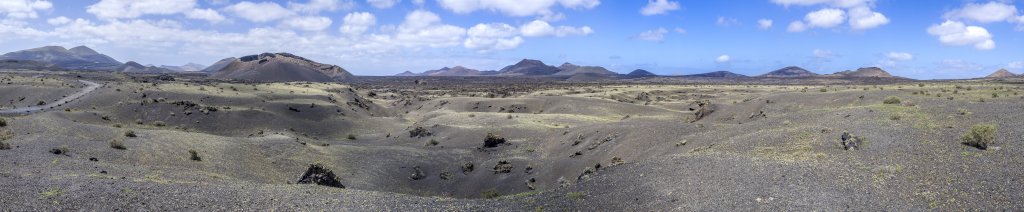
top-left (124, 130), bottom-right (136, 137)
top-left (109, 139), bottom-right (126, 150)
top-left (347, 134), bottom-right (356, 140)
top-left (482, 189), bottom-right (500, 199)
top-left (961, 124), bottom-right (996, 150)
top-left (153, 121), bottom-right (166, 127)
top-left (0, 118), bottom-right (6, 127)
top-left (189, 150), bottom-right (202, 161)
top-left (883, 96), bottom-right (901, 104)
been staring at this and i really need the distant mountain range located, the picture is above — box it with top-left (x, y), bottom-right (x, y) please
top-left (0, 46), bottom-right (121, 70)
top-left (684, 71), bottom-right (747, 78)
top-left (986, 69), bottom-right (1017, 78)
top-left (397, 59), bottom-right (620, 77)
top-left (626, 69), bottom-right (656, 77)
top-left (206, 53), bottom-right (355, 82)
top-left (160, 63), bottom-right (207, 72)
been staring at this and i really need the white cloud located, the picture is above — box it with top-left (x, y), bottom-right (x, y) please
top-left (927, 20), bottom-right (995, 50)
top-left (715, 54), bottom-right (730, 63)
top-left (185, 8), bottom-right (226, 23)
top-left (464, 23), bottom-right (523, 52)
top-left (288, 0), bottom-right (354, 14)
top-left (225, 1), bottom-right (295, 23)
top-left (716, 16), bottom-right (738, 26)
top-left (813, 49), bottom-right (834, 58)
top-left (886, 52), bottom-right (913, 61)
top-left (944, 2), bottom-right (1018, 23)
top-left (393, 10), bottom-right (467, 48)
top-left (412, 0), bottom-right (425, 5)
top-left (673, 27), bottom-right (686, 34)
top-left (0, 0), bottom-right (52, 19)
top-left (773, 0), bottom-right (888, 31)
top-left (519, 20), bottom-right (592, 37)
top-left (634, 27), bottom-right (667, 42)
top-left (86, 0), bottom-right (196, 20)
top-left (640, 0), bottom-right (679, 16)
top-left (1006, 61), bottom-right (1023, 70)
top-left (46, 16), bottom-right (70, 25)
top-left (805, 8), bottom-right (846, 28)
top-left (367, 0), bottom-right (400, 8)
top-left (438, 0), bottom-right (600, 17)
top-left (848, 6), bottom-right (888, 30)
top-left (758, 19), bottom-right (773, 29)
top-left (787, 21), bottom-right (806, 32)
top-left (340, 12), bottom-right (376, 36)
top-left (280, 16), bottom-right (332, 31)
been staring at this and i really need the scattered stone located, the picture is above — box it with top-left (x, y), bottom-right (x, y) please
top-left (493, 161), bottom-right (513, 174)
top-left (690, 100), bottom-right (714, 122)
top-left (409, 166), bottom-right (426, 180)
top-left (88, 157), bottom-right (98, 162)
top-left (440, 171), bottom-right (454, 180)
top-left (296, 164), bottom-right (345, 188)
top-left (461, 162), bottom-right (475, 174)
top-left (526, 178), bottom-right (537, 190)
top-left (577, 167), bottom-right (596, 182)
top-left (610, 157), bottom-right (624, 166)
top-left (409, 126), bottom-right (432, 138)
top-left (483, 133), bottom-right (507, 148)
top-left (841, 132), bottom-right (864, 150)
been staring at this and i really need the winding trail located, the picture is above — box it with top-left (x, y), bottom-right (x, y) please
top-left (0, 80), bottom-right (100, 114)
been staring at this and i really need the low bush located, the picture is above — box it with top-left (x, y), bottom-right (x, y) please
top-left (124, 130), bottom-right (136, 137)
top-left (883, 96), bottom-right (901, 104)
top-left (109, 139), bottom-right (126, 150)
top-left (189, 150), bottom-right (202, 161)
top-left (961, 124), bottom-right (996, 150)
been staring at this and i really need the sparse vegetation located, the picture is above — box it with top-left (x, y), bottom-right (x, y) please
top-left (347, 134), bottom-right (357, 140)
top-left (153, 121), bottom-right (166, 127)
top-left (482, 189), bottom-right (500, 199)
top-left (961, 124), bottom-right (996, 150)
top-left (567, 192), bottom-right (585, 200)
top-left (124, 130), bottom-right (136, 137)
top-left (0, 117), bottom-right (6, 127)
top-left (109, 139), bottom-right (126, 150)
top-left (189, 150), bottom-right (202, 161)
top-left (883, 96), bottom-right (901, 104)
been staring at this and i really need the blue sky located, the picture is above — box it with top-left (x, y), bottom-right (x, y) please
top-left (0, 0), bottom-right (1022, 79)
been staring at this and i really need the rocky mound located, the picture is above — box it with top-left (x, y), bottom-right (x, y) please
top-left (986, 69), bottom-right (1017, 78)
top-left (0, 59), bottom-right (62, 71)
top-left (297, 164), bottom-right (345, 188)
top-left (0, 46), bottom-right (121, 70)
top-left (422, 66), bottom-right (482, 76)
top-left (114, 61), bottom-right (176, 73)
top-left (555, 63), bottom-right (616, 76)
top-left (684, 71), bottom-right (747, 78)
top-left (830, 67), bottom-right (893, 78)
top-left (160, 63), bottom-right (206, 72)
top-left (758, 66), bottom-right (818, 78)
top-left (497, 59), bottom-right (560, 76)
top-left (209, 53), bottom-right (355, 82)
top-left (201, 58), bottom-right (235, 73)
top-left (626, 69), bottom-right (656, 77)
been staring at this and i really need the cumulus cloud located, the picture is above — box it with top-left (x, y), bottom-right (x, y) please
top-left (715, 54), bottom-right (730, 63)
top-left (367, 0), bottom-right (400, 9)
top-left (464, 23), bottom-right (523, 52)
top-left (288, 0), bottom-right (354, 14)
top-left (758, 19), bottom-right (773, 29)
top-left (86, 0), bottom-right (195, 19)
top-left (773, 0), bottom-right (888, 31)
top-left (280, 16), bottom-right (332, 31)
top-left (438, 0), bottom-right (600, 17)
top-left (393, 10), bottom-right (467, 48)
top-left (886, 52), bottom-right (913, 61)
top-left (716, 16), bottom-right (738, 27)
top-left (927, 20), bottom-right (995, 50)
top-left (340, 12), bottom-right (376, 36)
top-left (944, 2), bottom-right (1018, 23)
top-left (1008, 61), bottom-right (1024, 70)
top-left (640, 0), bottom-right (679, 16)
top-left (0, 0), bottom-right (52, 19)
top-left (634, 27), bottom-right (667, 42)
top-left (185, 8), bottom-right (226, 23)
top-left (787, 21), bottom-right (806, 32)
top-left (225, 1), bottom-right (296, 23)
top-left (46, 16), bottom-right (70, 25)
top-left (812, 49), bottom-right (835, 59)
top-left (519, 20), bottom-right (593, 37)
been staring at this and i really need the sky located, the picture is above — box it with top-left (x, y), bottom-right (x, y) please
top-left (0, 0), bottom-right (1023, 79)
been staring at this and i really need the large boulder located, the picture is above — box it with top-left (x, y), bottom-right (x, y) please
top-left (297, 164), bottom-right (345, 188)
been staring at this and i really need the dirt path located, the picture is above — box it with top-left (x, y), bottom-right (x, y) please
top-left (0, 80), bottom-right (100, 114)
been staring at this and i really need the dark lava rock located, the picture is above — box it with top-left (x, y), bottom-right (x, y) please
top-left (493, 161), bottom-right (513, 174)
top-left (297, 164), bottom-right (345, 188)
top-left (462, 162), bottom-right (475, 174)
top-left (690, 100), bottom-right (714, 122)
top-left (483, 133), bottom-right (507, 148)
top-left (841, 132), bottom-right (863, 150)
top-left (409, 166), bottom-right (426, 180)
top-left (409, 126), bottom-right (432, 138)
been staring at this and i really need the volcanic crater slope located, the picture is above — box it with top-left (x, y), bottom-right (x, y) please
top-left (209, 53), bottom-right (355, 82)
